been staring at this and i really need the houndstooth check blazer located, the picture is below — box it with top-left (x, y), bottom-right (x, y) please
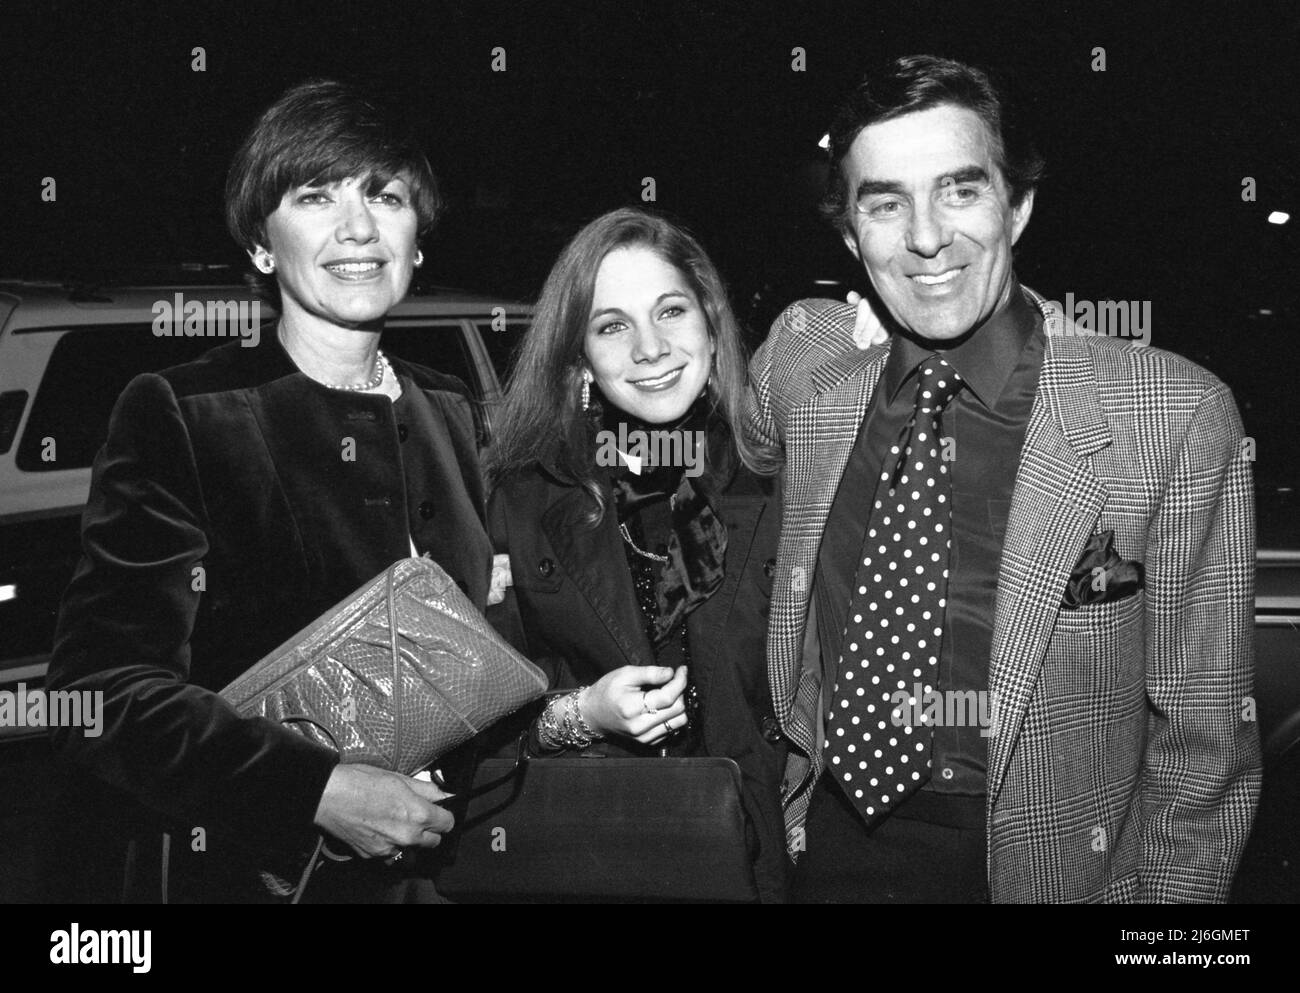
top-left (744, 287), bottom-right (1261, 903)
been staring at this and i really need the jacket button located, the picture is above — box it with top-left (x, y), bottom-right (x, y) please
top-left (761, 716), bottom-right (782, 742)
top-left (397, 423), bottom-right (409, 442)
top-left (418, 500), bottom-right (435, 519)
top-left (763, 558), bottom-right (776, 579)
top-left (537, 557), bottom-right (555, 578)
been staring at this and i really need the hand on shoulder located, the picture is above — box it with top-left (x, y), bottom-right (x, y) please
top-left (846, 290), bottom-right (889, 349)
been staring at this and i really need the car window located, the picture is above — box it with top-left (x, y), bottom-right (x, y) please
top-left (16, 325), bottom-right (221, 472)
top-left (379, 321), bottom-right (482, 397)
top-left (0, 513), bottom-right (83, 668)
top-left (0, 391), bottom-right (28, 455)
top-left (476, 320), bottom-right (532, 384)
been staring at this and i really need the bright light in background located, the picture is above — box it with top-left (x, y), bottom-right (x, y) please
top-left (1267, 211), bottom-right (1290, 224)
top-left (818, 133), bottom-right (830, 150)
top-left (0, 585), bottom-right (16, 604)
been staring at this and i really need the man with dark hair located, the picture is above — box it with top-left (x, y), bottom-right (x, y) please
top-left (746, 55), bottom-right (1259, 902)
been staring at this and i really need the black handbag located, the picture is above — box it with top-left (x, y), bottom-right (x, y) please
top-left (435, 733), bottom-right (760, 903)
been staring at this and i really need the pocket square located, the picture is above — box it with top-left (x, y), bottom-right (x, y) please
top-left (1061, 529), bottom-right (1144, 608)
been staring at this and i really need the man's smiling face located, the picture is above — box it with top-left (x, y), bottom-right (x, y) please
top-left (840, 103), bottom-right (1034, 342)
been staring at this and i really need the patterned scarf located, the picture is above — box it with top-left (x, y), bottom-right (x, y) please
top-left (603, 401), bottom-right (729, 644)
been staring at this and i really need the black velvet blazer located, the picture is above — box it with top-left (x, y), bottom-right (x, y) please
top-left (47, 335), bottom-right (493, 890)
top-left (487, 461), bottom-right (790, 902)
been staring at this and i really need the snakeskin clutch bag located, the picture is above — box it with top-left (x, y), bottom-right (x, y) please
top-left (220, 557), bottom-right (548, 774)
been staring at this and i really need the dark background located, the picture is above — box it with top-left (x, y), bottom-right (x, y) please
top-left (2, 0), bottom-right (1297, 494)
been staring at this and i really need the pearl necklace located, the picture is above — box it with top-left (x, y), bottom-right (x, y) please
top-left (323, 350), bottom-right (389, 391)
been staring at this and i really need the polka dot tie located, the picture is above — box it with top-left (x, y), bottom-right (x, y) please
top-left (824, 355), bottom-right (964, 828)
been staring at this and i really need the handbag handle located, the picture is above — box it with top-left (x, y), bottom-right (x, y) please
top-left (388, 564), bottom-right (404, 769)
top-left (151, 714), bottom-right (342, 906)
top-left (275, 715), bottom-right (348, 904)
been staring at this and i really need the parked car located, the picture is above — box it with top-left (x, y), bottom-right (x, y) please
top-left (0, 274), bottom-right (532, 901)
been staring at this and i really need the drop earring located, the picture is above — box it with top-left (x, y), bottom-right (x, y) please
top-left (580, 369), bottom-right (592, 412)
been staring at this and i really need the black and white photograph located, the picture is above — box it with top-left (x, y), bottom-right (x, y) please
top-left (0, 0), bottom-right (1294, 968)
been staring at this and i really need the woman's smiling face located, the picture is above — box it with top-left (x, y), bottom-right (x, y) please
top-left (260, 173), bottom-right (419, 329)
top-left (583, 245), bottom-right (713, 424)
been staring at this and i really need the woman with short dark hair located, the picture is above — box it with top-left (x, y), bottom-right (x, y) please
top-left (48, 79), bottom-right (486, 902)
top-left (224, 79), bottom-right (443, 309)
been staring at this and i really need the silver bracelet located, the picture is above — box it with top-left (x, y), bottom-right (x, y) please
top-left (558, 690), bottom-right (592, 749)
top-left (536, 689), bottom-right (602, 750)
top-left (569, 689), bottom-right (601, 743)
top-left (535, 696), bottom-right (567, 750)
top-left (556, 691), bottom-right (600, 743)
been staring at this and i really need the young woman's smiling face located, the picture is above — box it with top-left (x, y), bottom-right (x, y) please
top-left (584, 246), bottom-right (713, 423)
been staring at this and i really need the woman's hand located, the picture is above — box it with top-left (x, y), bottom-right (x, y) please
top-left (847, 290), bottom-right (890, 349)
top-left (313, 763), bottom-right (455, 861)
top-left (487, 553), bottom-right (513, 606)
top-left (578, 665), bottom-right (688, 745)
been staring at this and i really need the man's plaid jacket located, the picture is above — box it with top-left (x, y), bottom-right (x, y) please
top-left (744, 287), bottom-right (1261, 902)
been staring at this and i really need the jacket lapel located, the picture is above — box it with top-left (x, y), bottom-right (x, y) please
top-left (688, 494), bottom-right (762, 703)
top-left (770, 342), bottom-right (891, 716)
top-left (540, 486), bottom-right (655, 670)
top-left (986, 317), bottom-right (1113, 806)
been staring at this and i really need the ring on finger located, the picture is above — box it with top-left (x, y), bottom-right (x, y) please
top-left (643, 691), bottom-right (658, 716)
